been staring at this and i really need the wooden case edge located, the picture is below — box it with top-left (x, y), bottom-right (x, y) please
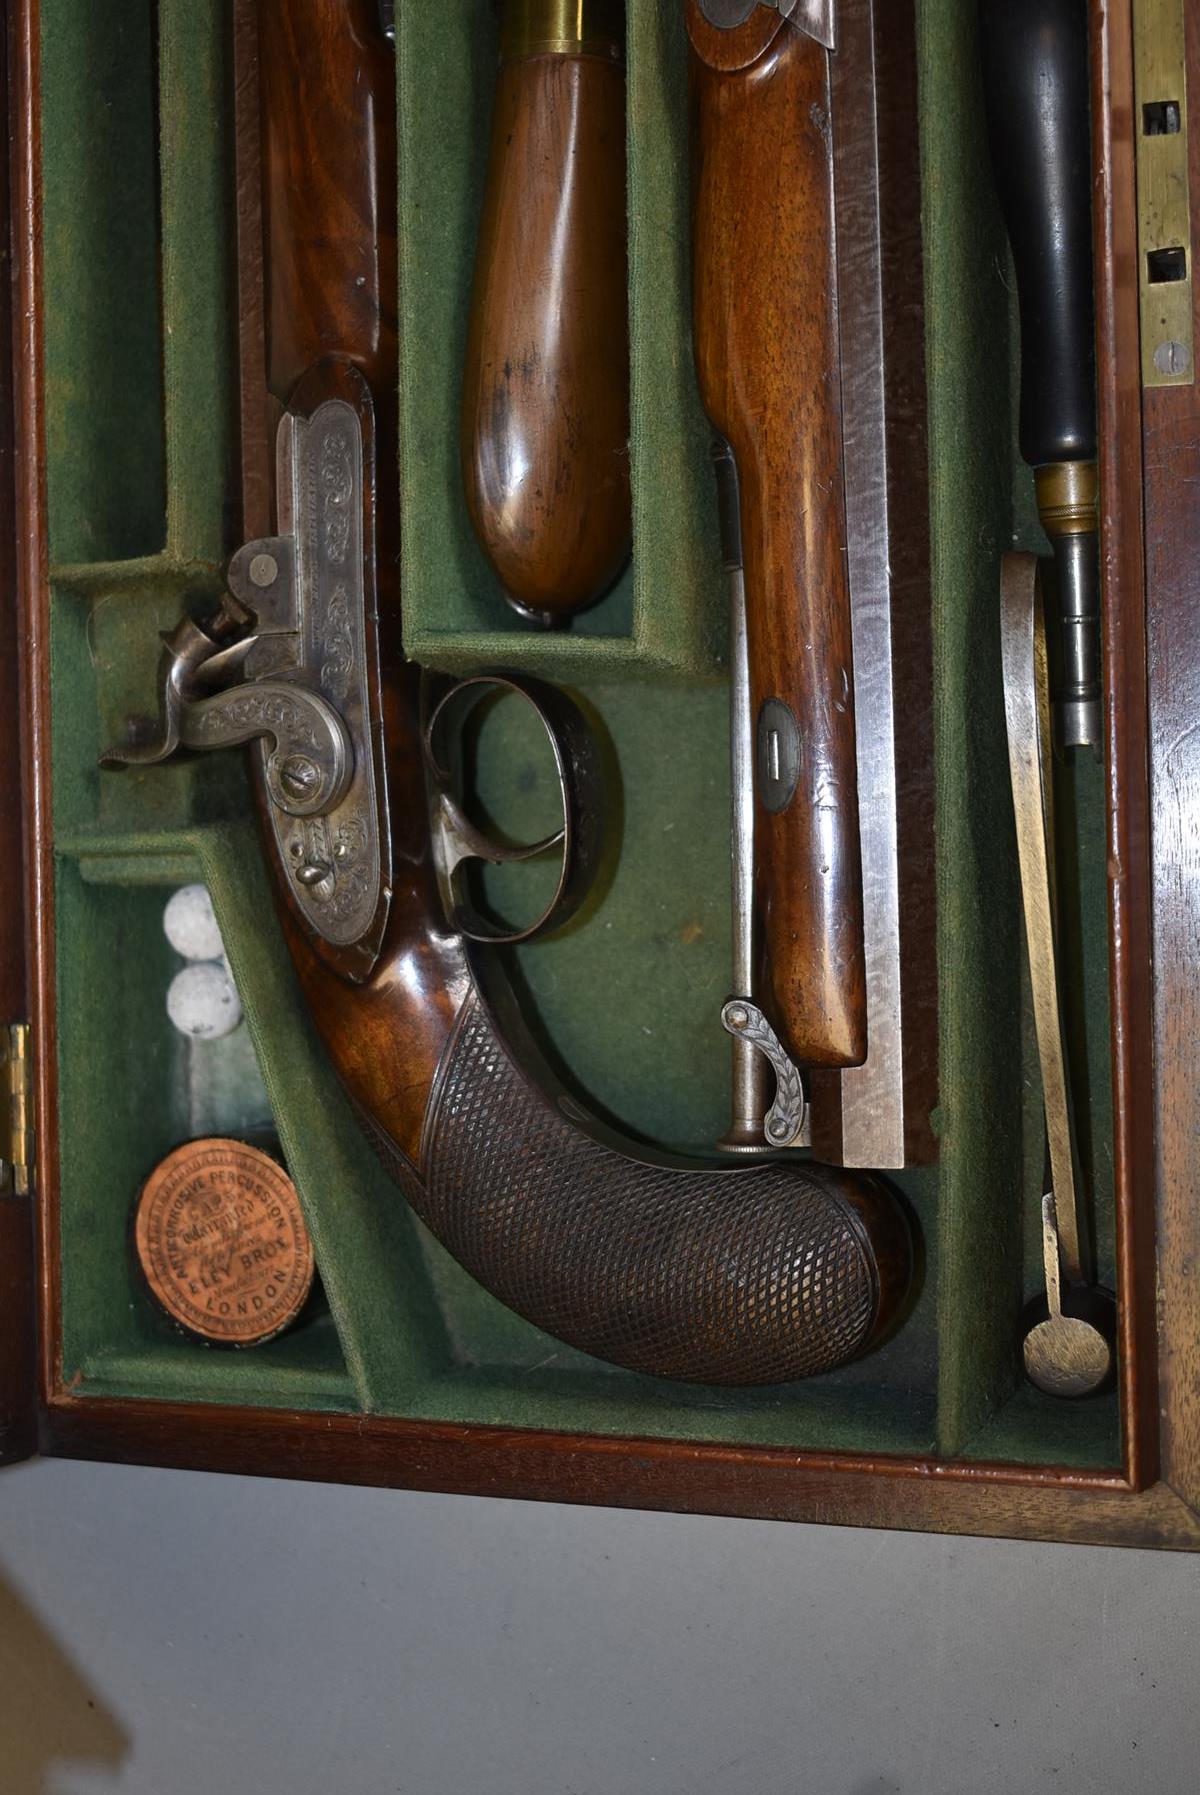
top-left (0, 0), bottom-right (39, 1469)
top-left (10, 0), bottom-right (1200, 1550)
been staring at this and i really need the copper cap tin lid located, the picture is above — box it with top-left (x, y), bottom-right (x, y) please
top-left (134, 1139), bottom-right (315, 1345)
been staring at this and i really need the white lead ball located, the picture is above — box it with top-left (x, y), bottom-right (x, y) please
top-left (163, 884), bottom-right (226, 963)
top-left (166, 962), bottom-right (243, 1041)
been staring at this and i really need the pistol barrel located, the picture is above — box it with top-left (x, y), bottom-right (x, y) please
top-left (688, 1), bottom-right (867, 1071)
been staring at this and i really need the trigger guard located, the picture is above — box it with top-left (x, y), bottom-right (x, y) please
top-left (424, 671), bottom-right (603, 945)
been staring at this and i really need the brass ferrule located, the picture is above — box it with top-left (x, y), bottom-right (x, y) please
top-left (500, 0), bottom-right (625, 60)
top-left (1035, 459), bottom-right (1099, 538)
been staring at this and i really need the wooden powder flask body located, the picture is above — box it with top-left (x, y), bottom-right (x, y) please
top-left (686, 0), bottom-right (867, 1072)
top-left (228, 0), bottom-right (915, 1385)
top-left (460, 0), bottom-right (632, 625)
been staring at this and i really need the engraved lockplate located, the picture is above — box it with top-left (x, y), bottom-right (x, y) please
top-left (99, 367), bottom-right (391, 977)
top-left (265, 397), bottom-right (385, 954)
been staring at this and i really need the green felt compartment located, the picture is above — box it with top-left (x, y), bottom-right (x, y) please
top-left (918, 0), bottom-right (1030, 1456)
top-left (53, 858), bottom-right (354, 1412)
top-left (397, 0), bottom-right (726, 681)
top-left (38, 0), bottom-right (1119, 1472)
top-left (41, 0), bottom-right (166, 564)
top-left (909, 0), bottom-right (1116, 1465)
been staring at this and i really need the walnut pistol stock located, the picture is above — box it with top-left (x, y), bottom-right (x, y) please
top-left (461, 0), bottom-right (632, 624)
top-left (104, 0), bottom-right (913, 1385)
top-left (686, 0), bottom-right (867, 1072)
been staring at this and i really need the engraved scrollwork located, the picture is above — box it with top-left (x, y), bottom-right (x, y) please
top-left (283, 802), bottom-right (374, 931)
top-left (326, 858), bottom-right (371, 923)
top-left (178, 681), bottom-right (352, 819)
top-left (720, 998), bottom-right (808, 1148)
top-left (320, 426), bottom-right (354, 564)
top-left (185, 688), bottom-right (317, 751)
top-left (320, 583), bottom-right (355, 695)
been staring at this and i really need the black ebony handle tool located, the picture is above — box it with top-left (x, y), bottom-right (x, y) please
top-left (980, 0), bottom-right (1101, 752)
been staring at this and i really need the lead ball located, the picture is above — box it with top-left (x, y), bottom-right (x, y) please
top-left (163, 884), bottom-right (226, 962)
top-left (166, 962), bottom-right (243, 1041)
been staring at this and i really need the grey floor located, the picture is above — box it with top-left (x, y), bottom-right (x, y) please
top-left (0, 1455), bottom-right (1197, 1794)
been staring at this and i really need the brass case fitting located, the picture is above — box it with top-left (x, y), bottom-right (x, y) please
top-left (1035, 460), bottom-right (1098, 539)
top-left (500, 0), bottom-right (625, 59)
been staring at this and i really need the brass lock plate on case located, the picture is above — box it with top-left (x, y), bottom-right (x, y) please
top-left (0, 1024), bottom-right (33, 1198)
top-left (1134, 0), bottom-right (1194, 388)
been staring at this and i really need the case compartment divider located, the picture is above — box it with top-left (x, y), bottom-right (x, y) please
top-left (916, 0), bottom-right (1029, 1455)
top-left (157, 0), bottom-right (237, 565)
top-left (40, 0), bottom-right (166, 564)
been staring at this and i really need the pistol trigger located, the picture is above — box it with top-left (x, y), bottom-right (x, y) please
top-left (432, 787), bottom-right (564, 880)
top-left (423, 670), bottom-right (604, 947)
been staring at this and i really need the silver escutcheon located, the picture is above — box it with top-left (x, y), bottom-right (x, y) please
top-left (756, 698), bottom-right (802, 814)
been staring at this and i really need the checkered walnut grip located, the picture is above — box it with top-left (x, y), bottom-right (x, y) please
top-left (404, 992), bottom-right (904, 1386)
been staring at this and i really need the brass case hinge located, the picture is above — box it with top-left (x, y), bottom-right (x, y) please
top-left (1133, 0), bottom-right (1194, 388)
top-left (1, 1024), bottom-right (33, 1197)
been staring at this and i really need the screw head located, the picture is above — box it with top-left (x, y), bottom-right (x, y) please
top-left (249, 551), bottom-right (279, 588)
top-left (278, 755), bottom-right (320, 801)
top-left (767, 1115), bottom-right (789, 1141)
top-left (296, 856), bottom-right (333, 888)
top-left (726, 1005), bottom-right (749, 1031)
top-left (1154, 339), bottom-right (1191, 378)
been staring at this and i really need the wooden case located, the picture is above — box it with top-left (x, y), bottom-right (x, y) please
top-left (4, 0), bottom-right (1200, 1549)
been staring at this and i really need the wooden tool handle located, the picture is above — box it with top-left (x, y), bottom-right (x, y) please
top-left (979, 0), bottom-right (1096, 471)
top-left (461, 1), bottom-right (631, 624)
top-left (979, 0), bottom-right (1100, 750)
top-left (687, 2), bottom-right (866, 1068)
